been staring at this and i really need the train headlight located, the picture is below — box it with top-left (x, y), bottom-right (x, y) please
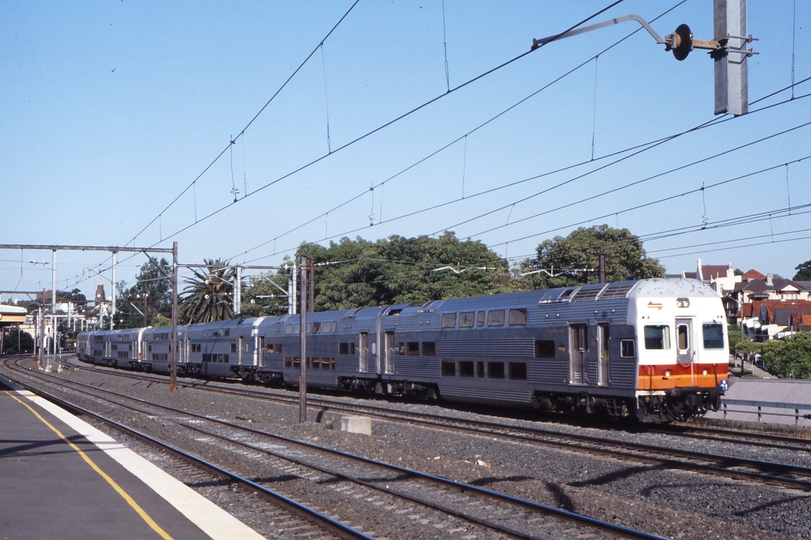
top-left (702, 370), bottom-right (708, 376)
top-left (676, 298), bottom-right (690, 308)
top-left (664, 370), bottom-right (671, 378)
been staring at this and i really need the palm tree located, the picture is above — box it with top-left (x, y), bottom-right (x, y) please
top-left (179, 259), bottom-right (237, 323)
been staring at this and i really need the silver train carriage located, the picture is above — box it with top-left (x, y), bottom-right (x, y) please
top-left (76, 278), bottom-right (729, 422)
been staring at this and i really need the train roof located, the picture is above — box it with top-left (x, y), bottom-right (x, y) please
top-left (390, 278), bottom-right (716, 314)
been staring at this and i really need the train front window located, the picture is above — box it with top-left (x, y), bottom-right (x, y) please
top-left (703, 323), bottom-right (724, 349)
top-left (644, 325), bottom-right (670, 350)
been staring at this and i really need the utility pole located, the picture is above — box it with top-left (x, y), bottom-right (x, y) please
top-left (299, 255), bottom-right (308, 423)
top-left (171, 242), bottom-right (178, 393)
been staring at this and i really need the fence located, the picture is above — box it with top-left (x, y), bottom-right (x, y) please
top-left (720, 399), bottom-right (811, 426)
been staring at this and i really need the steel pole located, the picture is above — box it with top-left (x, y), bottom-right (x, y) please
top-left (299, 256), bottom-right (308, 423)
top-left (171, 242), bottom-right (178, 392)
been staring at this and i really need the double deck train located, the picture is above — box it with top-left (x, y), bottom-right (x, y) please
top-left (77, 278), bottom-right (729, 422)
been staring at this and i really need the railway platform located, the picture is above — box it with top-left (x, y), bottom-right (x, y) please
top-left (0, 377), bottom-right (264, 540)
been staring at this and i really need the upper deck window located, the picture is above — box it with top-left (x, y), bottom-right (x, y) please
top-left (441, 313), bottom-right (456, 329)
top-left (459, 312), bottom-right (475, 328)
top-left (508, 309), bottom-right (527, 326)
top-left (487, 310), bottom-right (505, 327)
top-left (644, 325), bottom-right (671, 350)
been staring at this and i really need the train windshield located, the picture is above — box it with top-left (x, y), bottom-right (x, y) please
top-left (702, 323), bottom-right (725, 349)
top-left (644, 325), bottom-right (671, 349)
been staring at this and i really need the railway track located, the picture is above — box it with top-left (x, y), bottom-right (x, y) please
top-left (4, 356), bottom-right (667, 540)
top-left (58, 355), bottom-right (811, 492)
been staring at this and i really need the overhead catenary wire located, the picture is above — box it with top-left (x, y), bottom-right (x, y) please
top-left (230, 1), bottom-right (690, 263)
top-left (123, 1), bottom-right (626, 255)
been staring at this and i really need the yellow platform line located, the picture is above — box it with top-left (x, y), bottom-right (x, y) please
top-left (8, 391), bottom-right (173, 540)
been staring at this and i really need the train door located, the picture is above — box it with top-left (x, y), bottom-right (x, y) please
top-left (184, 337), bottom-right (190, 364)
top-left (384, 332), bottom-right (395, 374)
top-left (258, 336), bottom-right (266, 367)
top-left (359, 332), bottom-right (368, 372)
top-left (676, 318), bottom-right (695, 384)
top-left (597, 324), bottom-right (610, 387)
top-left (569, 324), bottom-right (587, 385)
top-left (238, 336), bottom-right (244, 365)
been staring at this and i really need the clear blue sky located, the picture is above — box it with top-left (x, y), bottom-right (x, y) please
top-left (2, 0), bottom-right (809, 303)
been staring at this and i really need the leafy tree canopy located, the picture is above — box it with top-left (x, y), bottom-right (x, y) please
top-left (295, 232), bottom-right (511, 311)
top-left (794, 259), bottom-right (811, 281)
top-left (517, 225), bottom-right (665, 289)
top-left (761, 332), bottom-right (811, 379)
top-left (115, 258), bottom-right (173, 329)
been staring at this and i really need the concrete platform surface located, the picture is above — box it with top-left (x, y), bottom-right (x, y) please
top-left (0, 378), bottom-right (264, 540)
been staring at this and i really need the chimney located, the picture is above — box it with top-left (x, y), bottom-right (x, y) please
top-left (95, 283), bottom-right (106, 303)
top-left (766, 274), bottom-right (773, 287)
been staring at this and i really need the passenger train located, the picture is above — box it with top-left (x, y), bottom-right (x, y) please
top-left (77, 278), bottom-right (729, 422)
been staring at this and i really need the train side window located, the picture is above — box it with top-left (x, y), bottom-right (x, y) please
top-left (422, 342), bottom-right (436, 356)
top-left (276, 344), bottom-right (283, 354)
top-left (644, 325), bottom-right (670, 349)
top-left (230, 343), bottom-right (238, 353)
top-left (398, 342), bottom-right (405, 355)
top-left (477, 361), bottom-right (485, 377)
top-left (441, 360), bottom-right (456, 376)
top-left (677, 324), bottom-right (689, 350)
top-left (621, 339), bottom-right (636, 358)
top-left (294, 324), bottom-right (301, 334)
top-left (312, 322), bottom-right (321, 334)
top-left (508, 309), bottom-right (527, 326)
top-left (488, 362), bottom-right (505, 378)
top-left (477, 312), bottom-right (485, 327)
top-left (509, 362), bottom-right (527, 380)
top-left (407, 342), bottom-right (420, 356)
top-left (459, 312), bottom-right (475, 328)
top-left (285, 325), bottom-right (293, 335)
top-left (535, 340), bottom-right (556, 358)
top-left (339, 343), bottom-right (349, 354)
top-left (702, 324), bottom-right (724, 349)
top-left (487, 310), bottom-right (505, 326)
top-left (441, 313), bottom-right (456, 329)
top-left (459, 361), bottom-right (474, 377)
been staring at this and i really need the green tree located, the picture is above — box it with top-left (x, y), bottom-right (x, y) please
top-left (2, 328), bottom-right (35, 353)
top-left (794, 259), bottom-right (811, 281)
top-left (298, 232), bottom-right (510, 311)
top-left (178, 259), bottom-right (237, 323)
top-left (727, 323), bottom-right (743, 355)
top-left (241, 268), bottom-right (293, 317)
top-left (517, 225), bottom-right (665, 289)
top-left (734, 337), bottom-right (761, 364)
top-left (761, 333), bottom-right (811, 379)
top-left (115, 259), bottom-right (173, 329)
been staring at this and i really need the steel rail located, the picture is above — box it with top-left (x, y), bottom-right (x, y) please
top-left (0, 365), bottom-right (373, 540)
top-left (7, 357), bottom-right (666, 540)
